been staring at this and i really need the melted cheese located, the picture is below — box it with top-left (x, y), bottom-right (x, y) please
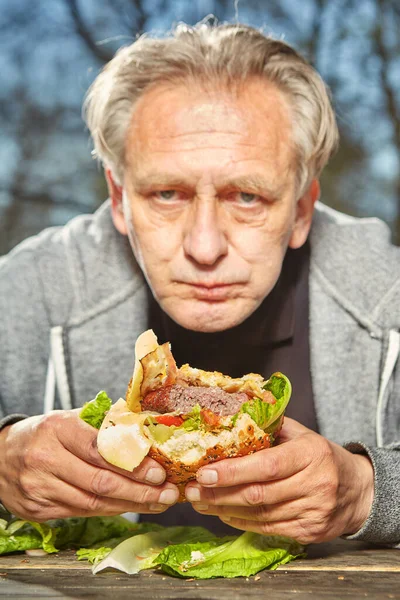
top-left (178, 364), bottom-right (274, 402)
top-left (97, 398), bottom-right (152, 471)
top-left (126, 329), bottom-right (159, 412)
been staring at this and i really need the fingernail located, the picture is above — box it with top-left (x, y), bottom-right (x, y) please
top-left (185, 487), bottom-right (201, 502)
top-left (149, 504), bottom-right (164, 512)
top-left (193, 503), bottom-right (208, 511)
top-left (145, 468), bottom-right (165, 484)
top-left (159, 489), bottom-right (179, 505)
top-left (198, 469), bottom-right (218, 485)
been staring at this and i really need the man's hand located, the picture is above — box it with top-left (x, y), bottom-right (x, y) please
top-left (185, 418), bottom-right (374, 544)
top-left (0, 410), bottom-right (179, 520)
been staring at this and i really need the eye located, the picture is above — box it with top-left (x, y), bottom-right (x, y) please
top-left (239, 192), bottom-right (259, 204)
top-left (229, 191), bottom-right (262, 206)
top-left (157, 190), bottom-right (178, 201)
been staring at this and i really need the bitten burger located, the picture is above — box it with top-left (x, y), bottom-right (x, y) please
top-left (96, 330), bottom-right (292, 499)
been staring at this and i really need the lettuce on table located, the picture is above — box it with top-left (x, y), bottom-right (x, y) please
top-left (0, 512), bottom-right (305, 579)
top-left (76, 546), bottom-right (112, 565)
top-left (86, 527), bottom-right (305, 579)
top-left (91, 526), bottom-right (217, 575)
top-left (76, 522), bottom-right (165, 566)
top-left (0, 518), bottom-right (57, 555)
top-left (0, 514), bottom-right (158, 556)
top-left (155, 531), bottom-right (305, 579)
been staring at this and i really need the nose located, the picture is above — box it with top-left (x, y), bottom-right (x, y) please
top-left (183, 198), bottom-right (228, 266)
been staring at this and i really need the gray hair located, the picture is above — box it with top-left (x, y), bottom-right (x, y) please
top-left (84, 22), bottom-right (339, 194)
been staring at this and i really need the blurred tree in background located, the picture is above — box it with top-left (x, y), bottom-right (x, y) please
top-left (0, 0), bottom-right (399, 254)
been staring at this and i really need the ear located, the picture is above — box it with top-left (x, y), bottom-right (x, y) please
top-left (106, 168), bottom-right (128, 236)
top-left (288, 179), bottom-right (320, 250)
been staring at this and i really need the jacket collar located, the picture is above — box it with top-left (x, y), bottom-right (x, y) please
top-left (310, 202), bottom-right (400, 335)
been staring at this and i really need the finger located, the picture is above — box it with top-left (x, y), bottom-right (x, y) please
top-left (46, 451), bottom-right (179, 506)
top-left (186, 470), bottom-right (307, 507)
top-left (191, 498), bottom-right (309, 524)
top-left (130, 457), bottom-right (167, 485)
top-left (55, 412), bottom-right (166, 484)
top-left (217, 515), bottom-right (307, 543)
top-left (196, 439), bottom-right (312, 488)
top-left (16, 475), bottom-right (174, 520)
top-left (276, 417), bottom-right (313, 443)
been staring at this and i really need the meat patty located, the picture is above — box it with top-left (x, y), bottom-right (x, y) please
top-left (142, 384), bottom-right (249, 416)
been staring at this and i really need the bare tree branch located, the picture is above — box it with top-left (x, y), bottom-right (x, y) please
top-left (309, 0), bottom-right (326, 67)
top-left (132, 0), bottom-right (147, 32)
top-left (66, 0), bottom-right (114, 63)
top-left (375, 0), bottom-right (400, 240)
top-left (375, 0), bottom-right (400, 151)
top-left (307, 0), bottom-right (350, 92)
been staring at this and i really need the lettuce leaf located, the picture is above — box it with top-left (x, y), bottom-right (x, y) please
top-left (76, 522), bottom-right (165, 565)
top-left (0, 519), bottom-right (57, 555)
top-left (0, 513), bottom-right (142, 555)
top-left (76, 546), bottom-right (111, 565)
top-left (156, 531), bottom-right (305, 579)
top-left (233, 373), bottom-right (292, 435)
top-left (0, 511), bottom-right (305, 580)
top-left (263, 373), bottom-right (288, 400)
top-left (90, 525), bottom-right (304, 579)
top-left (31, 522), bottom-right (58, 553)
top-left (182, 404), bottom-right (202, 431)
top-left (92, 526), bottom-right (217, 575)
top-left (262, 372), bottom-right (292, 434)
top-left (0, 518), bottom-right (30, 537)
top-left (0, 529), bottom-right (44, 555)
top-left (79, 391), bottom-right (112, 429)
top-left (52, 515), bottom-right (141, 549)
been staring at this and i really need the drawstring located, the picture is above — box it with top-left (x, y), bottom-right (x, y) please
top-left (43, 326), bottom-right (72, 413)
top-left (376, 329), bottom-right (400, 447)
top-left (43, 355), bottom-right (55, 414)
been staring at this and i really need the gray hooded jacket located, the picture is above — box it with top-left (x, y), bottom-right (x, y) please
top-left (0, 201), bottom-right (399, 545)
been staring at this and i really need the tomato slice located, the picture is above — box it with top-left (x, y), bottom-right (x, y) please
top-left (200, 409), bottom-right (220, 428)
top-left (154, 415), bottom-right (184, 427)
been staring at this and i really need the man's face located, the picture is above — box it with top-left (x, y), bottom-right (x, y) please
top-left (113, 79), bottom-right (315, 332)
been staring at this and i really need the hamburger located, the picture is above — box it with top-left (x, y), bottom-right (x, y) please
top-left (96, 330), bottom-right (291, 499)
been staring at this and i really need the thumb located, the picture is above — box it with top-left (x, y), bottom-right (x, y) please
top-left (276, 416), bottom-right (313, 444)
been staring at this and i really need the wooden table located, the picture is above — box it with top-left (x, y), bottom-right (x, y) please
top-left (0, 538), bottom-right (399, 599)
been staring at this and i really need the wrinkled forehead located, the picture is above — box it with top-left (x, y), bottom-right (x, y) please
top-left (125, 78), bottom-right (295, 175)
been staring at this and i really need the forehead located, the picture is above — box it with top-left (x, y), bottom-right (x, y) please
top-left (125, 78), bottom-right (294, 180)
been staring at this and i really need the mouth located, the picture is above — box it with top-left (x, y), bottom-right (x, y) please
top-left (179, 282), bottom-right (242, 302)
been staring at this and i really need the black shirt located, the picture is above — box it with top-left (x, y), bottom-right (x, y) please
top-left (142, 241), bottom-right (316, 533)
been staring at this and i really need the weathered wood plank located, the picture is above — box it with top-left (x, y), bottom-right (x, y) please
top-left (0, 538), bottom-right (399, 572)
top-left (0, 538), bottom-right (399, 599)
top-left (0, 551), bottom-right (90, 570)
top-left (286, 538), bottom-right (400, 572)
top-left (0, 570), bottom-right (399, 600)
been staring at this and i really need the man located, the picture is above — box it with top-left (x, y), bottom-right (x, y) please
top-left (0, 23), bottom-right (398, 546)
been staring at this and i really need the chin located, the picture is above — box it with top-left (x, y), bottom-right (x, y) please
top-left (165, 299), bottom-right (253, 333)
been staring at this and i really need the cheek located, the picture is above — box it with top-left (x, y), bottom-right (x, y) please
top-left (234, 222), bottom-right (289, 266)
top-left (129, 216), bottom-right (181, 282)
top-left (232, 221), bottom-right (291, 295)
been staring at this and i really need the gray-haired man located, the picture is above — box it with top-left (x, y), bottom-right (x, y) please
top-left (0, 23), bottom-right (398, 546)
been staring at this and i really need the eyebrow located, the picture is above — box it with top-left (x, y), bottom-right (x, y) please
top-left (132, 172), bottom-right (285, 201)
top-left (132, 173), bottom-right (191, 192)
top-left (220, 175), bottom-right (285, 201)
